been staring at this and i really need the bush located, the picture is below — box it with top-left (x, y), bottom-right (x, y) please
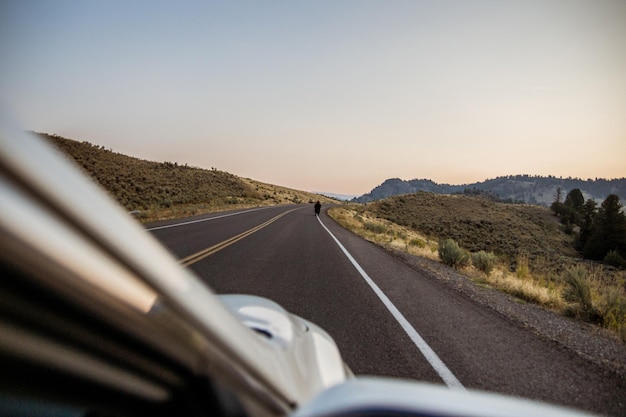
top-left (409, 238), bottom-right (426, 248)
top-left (604, 250), bottom-right (626, 269)
top-left (600, 288), bottom-right (626, 341)
top-left (516, 253), bottom-right (530, 279)
top-left (438, 239), bottom-right (470, 269)
top-left (364, 222), bottom-right (387, 234)
top-left (562, 266), bottom-right (598, 320)
top-left (471, 251), bottom-right (497, 274)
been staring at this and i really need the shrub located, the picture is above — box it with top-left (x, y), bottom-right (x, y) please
top-left (604, 250), bottom-right (626, 269)
top-left (471, 251), bottom-right (497, 274)
top-left (600, 287), bottom-right (626, 341)
top-left (364, 222), bottom-right (387, 234)
top-left (409, 238), bottom-right (426, 248)
top-left (516, 253), bottom-right (530, 279)
top-left (562, 266), bottom-right (598, 320)
top-left (438, 239), bottom-right (470, 269)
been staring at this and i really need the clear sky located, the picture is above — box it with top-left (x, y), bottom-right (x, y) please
top-left (1, 1), bottom-right (625, 196)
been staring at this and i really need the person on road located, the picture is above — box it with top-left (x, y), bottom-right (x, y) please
top-left (314, 201), bottom-right (321, 216)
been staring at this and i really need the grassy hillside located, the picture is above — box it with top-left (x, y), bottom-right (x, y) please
top-left (371, 192), bottom-right (577, 271)
top-left (329, 193), bottom-right (626, 340)
top-left (41, 133), bottom-right (335, 221)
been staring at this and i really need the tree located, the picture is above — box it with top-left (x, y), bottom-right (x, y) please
top-left (550, 187), bottom-right (565, 219)
top-left (576, 199), bottom-right (597, 251)
top-left (582, 195), bottom-right (626, 261)
top-left (562, 188), bottom-right (585, 225)
top-left (564, 188), bottom-right (584, 211)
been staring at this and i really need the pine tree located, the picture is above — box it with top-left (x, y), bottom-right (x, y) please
top-left (564, 188), bottom-right (584, 210)
top-left (582, 195), bottom-right (626, 260)
top-left (576, 199), bottom-right (597, 251)
top-left (563, 188), bottom-right (585, 225)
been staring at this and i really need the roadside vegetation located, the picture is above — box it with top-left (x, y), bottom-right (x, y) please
top-left (328, 192), bottom-right (626, 341)
top-left (551, 188), bottom-right (626, 267)
top-left (42, 133), bottom-right (335, 222)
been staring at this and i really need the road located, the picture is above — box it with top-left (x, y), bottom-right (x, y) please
top-left (148, 204), bottom-right (625, 416)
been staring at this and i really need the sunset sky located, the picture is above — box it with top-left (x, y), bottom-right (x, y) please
top-left (2, 1), bottom-right (625, 196)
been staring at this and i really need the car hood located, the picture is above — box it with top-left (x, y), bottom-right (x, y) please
top-left (219, 295), bottom-right (349, 392)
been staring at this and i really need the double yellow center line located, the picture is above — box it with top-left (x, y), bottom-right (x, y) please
top-left (179, 208), bottom-right (297, 267)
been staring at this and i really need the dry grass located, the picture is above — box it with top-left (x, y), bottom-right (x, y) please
top-left (241, 177), bottom-right (336, 205)
top-left (328, 207), bottom-right (439, 261)
top-left (471, 265), bottom-right (564, 309)
top-left (563, 263), bottom-right (626, 340)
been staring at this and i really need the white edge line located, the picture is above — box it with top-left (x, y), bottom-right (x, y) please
top-left (146, 207), bottom-right (272, 231)
top-left (316, 215), bottom-right (465, 390)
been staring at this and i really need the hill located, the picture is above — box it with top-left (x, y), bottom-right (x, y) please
top-left (355, 175), bottom-right (626, 206)
top-left (40, 133), bottom-right (335, 221)
top-left (367, 192), bottom-right (577, 270)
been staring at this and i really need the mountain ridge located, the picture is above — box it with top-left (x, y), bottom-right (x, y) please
top-left (355, 175), bottom-right (626, 206)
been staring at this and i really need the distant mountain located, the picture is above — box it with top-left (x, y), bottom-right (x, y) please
top-left (354, 175), bottom-right (626, 206)
top-left (315, 192), bottom-right (358, 201)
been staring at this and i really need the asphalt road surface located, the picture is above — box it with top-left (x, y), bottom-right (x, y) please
top-left (148, 204), bottom-right (625, 416)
